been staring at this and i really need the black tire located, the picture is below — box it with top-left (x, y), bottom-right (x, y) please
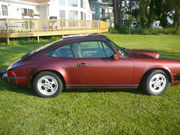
top-left (142, 70), bottom-right (169, 95)
top-left (33, 71), bottom-right (63, 98)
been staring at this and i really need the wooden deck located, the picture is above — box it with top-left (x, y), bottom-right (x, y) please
top-left (0, 19), bottom-right (108, 44)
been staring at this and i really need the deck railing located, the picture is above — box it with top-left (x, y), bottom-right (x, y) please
top-left (0, 19), bottom-right (108, 44)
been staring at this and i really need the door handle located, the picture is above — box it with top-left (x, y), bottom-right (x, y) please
top-left (77, 63), bottom-right (86, 67)
top-left (77, 63), bottom-right (81, 67)
top-left (81, 63), bottom-right (86, 66)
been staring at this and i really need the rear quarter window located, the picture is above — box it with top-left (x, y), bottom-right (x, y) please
top-left (47, 45), bottom-right (74, 58)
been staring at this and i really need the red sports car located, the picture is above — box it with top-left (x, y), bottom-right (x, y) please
top-left (1, 35), bottom-right (180, 97)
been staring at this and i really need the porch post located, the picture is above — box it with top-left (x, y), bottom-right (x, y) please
top-left (37, 20), bottom-right (40, 42)
top-left (6, 19), bottom-right (9, 45)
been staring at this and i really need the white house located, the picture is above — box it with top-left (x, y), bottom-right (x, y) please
top-left (90, 0), bottom-right (114, 28)
top-left (0, 0), bottom-right (93, 20)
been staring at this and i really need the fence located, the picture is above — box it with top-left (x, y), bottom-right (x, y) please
top-left (0, 19), bottom-right (108, 44)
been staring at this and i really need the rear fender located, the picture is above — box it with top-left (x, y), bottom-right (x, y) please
top-left (28, 68), bottom-right (66, 88)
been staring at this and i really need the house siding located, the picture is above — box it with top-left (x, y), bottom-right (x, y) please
top-left (0, 1), bottom-right (38, 19)
top-left (0, 0), bottom-right (92, 20)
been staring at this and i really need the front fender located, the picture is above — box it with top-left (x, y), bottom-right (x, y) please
top-left (143, 65), bottom-right (173, 85)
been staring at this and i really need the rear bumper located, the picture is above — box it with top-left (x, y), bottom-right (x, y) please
top-left (0, 71), bottom-right (5, 79)
top-left (0, 71), bottom-right (16, 84)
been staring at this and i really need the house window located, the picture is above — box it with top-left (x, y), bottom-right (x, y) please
top-left (2, 5), bottom-right (8, 16)
top-left (60, 10), bottom-right (65, 19)
top-left (95, 8), bottom-right (98, 13)
top-left (68, 0), bottom-right (78, 7)
top-left (81, 12), bottom-right (83, 20)
top-left (28, 9), bottom-right (34, 15)
top-left (69, 10), bottom-right (78, 20)
top-left (59, 0), bottom-right (65, 5)
top-left (84, 13), bottom-right (86, 20)
top-left (22, 8), bottom-right (28, 14)
top-left (102, 9), bottom-right (105, 18)
top-left (80, 0), bottom-right (83, 8)
top-left (22, 8), bottom-right (34, 16)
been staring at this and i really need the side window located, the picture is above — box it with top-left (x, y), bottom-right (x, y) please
top-left (47, 45), bottom-right (74, 58)
top-left (101, 42), bottom-right (115, 58)
top-left (74, 41), bottom-right (107, 58)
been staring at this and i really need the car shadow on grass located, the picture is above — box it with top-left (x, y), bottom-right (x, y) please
top-left (63, 88), bottom-right (146, 95)
top-left (0, 80), bottom-right (35, 97)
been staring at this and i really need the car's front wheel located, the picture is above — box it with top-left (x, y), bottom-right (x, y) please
top-left (142, 70), bottom-right (169, 95)
top-left (33, 71), bottom-right (63, 98)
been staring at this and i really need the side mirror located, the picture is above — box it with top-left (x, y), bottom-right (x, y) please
top-left (113, 54), bottom-right (120, 60)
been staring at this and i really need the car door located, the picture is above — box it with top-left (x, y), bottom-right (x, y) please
top-left (46, 44), bottom-right (82, 85)
top-left (73, 41), bottom-right (135, 87)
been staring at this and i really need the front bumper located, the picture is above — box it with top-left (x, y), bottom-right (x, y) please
top-left (174, 74), bottom-right (180, 81)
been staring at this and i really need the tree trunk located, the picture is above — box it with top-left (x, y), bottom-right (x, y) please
top-left (112, 0), bottom-right (122, 29)
top-left (175, 8), bottom-right (180, 34)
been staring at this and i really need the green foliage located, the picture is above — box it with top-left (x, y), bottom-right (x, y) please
top-left (110, 0), bottom-right (179, 32)
top-left (0, 36), bottom-right (61, 46)
top-left (109, 27), bottom-right (177, 35)
top-left (176, 25), bottom-right (180, 35)
top-left (10, 40), bottom-right (19, 46)
top-left (49, 36), bottom-right (61, 41)
top-left (0, 34), bottom-right (180, 134)
top-left (150, 27), bottom-right (176, 35)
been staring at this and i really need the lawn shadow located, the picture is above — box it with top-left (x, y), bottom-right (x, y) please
top-left (0, 80), bottom-right (35, 97)
top-left (63, 88), bottom-right (146, 95)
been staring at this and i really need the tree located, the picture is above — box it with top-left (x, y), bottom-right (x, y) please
top-left (166, 0), bottom-right (180, 33)
top-left (112, 0), bottom-right (123, 29)
top-left (103, 0), bottom-right (180, 33)
top-left (127, 15), bottom-right (134, 34)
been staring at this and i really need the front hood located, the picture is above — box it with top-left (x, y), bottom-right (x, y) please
top-left (129, 49), bottom-right (160, 59)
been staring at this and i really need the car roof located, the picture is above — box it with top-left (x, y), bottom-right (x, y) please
top-left (62, 34), bottom-right (107, 42)
top-left (40, 34), bottom-right (108, 52)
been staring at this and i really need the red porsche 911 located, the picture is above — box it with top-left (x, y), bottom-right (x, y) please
top-left (1, 35), bottom-right (180, 97)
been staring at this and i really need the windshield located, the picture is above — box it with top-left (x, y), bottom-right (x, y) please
top-left (107, 39), bottom-right (129, 57)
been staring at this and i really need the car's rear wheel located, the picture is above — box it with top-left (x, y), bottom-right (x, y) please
top-left (142, 70), bottom-right (169, 95)
top-left (33, 71), bottom-right (63, 98)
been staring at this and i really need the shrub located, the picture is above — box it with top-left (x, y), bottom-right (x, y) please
top-left (109, 27), bottom-right (177, 35)
top-left (49, 36), bottom-right (61, 41)
top-left (10, 40), bottom-right (19, 46)
top-left (150, 27), bottom-right (176, 35)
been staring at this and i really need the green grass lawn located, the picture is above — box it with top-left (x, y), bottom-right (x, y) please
top-left (0, 35), bottom-right (180, 135)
